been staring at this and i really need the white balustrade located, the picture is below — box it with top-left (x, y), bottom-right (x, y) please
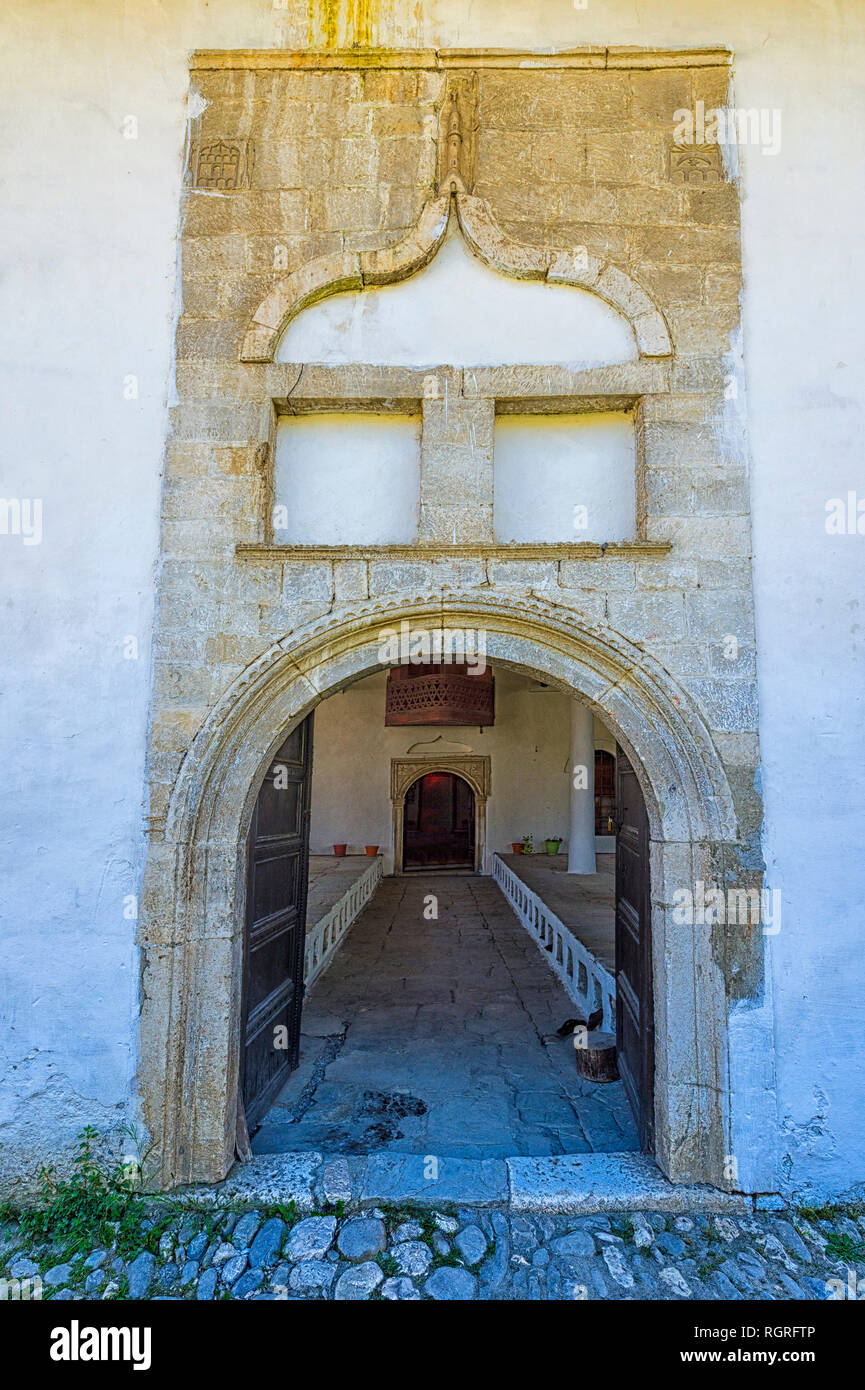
top-left (303, 856), bottom-right (384, 989)
top-left (493, 854), bottom-right (616, 1032)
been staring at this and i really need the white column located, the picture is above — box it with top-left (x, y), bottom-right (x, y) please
top-left (567, 700), bottom-right (596, 874)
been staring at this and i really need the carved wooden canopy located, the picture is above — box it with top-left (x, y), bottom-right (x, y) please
top-left (385, 664), bottom-right (495, 726)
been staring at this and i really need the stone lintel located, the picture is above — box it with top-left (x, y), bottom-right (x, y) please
top-left (190, 48), bottom-right (732, 73)
top-left (271, 361), bottom-right (670, 411)
top-left (236, 542), bottom-right (673, 562)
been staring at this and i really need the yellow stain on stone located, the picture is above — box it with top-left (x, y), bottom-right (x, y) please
top-left (308, 0), bottom-right (393, 50)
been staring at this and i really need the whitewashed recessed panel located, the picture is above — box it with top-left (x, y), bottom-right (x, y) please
top-left (276, 233), bottom-right (638, 368)
top-left (494, 412), bottom-right (636, 543)
top-left (274, 413), bottom-right (421, 544)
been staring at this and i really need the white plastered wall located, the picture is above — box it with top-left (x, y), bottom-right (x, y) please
top-left (277, 231), bottom-right (638, 368)
top-left (494, 413), bottom-right (636, 544)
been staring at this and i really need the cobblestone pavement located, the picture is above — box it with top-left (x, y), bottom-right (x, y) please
top-left (4, 1202), bottom-right (864, 1301)
top-left (253, 876), bottom-right (638, 1158)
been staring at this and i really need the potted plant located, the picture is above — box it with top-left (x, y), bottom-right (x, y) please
top-left (521, 834), bottom-right (535, 855)
top-left (333, 843), bottom-right (347, 857)
top-left (544, 835), bottom-right (563, 855)
top-left (365, 844), bottom-right (379, 856)
top-left (511, 841), bottom-right (523, 854)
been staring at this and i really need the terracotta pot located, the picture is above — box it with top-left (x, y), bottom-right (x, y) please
top-left (365, 845), bottom-right (379, 856)
top-left (512, 843), bottom-right (524, 854)
top-left (333, 844), bottom-right (347, 857)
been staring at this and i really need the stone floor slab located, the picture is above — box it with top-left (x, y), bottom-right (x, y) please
top-left (253, 874), bottom-right (638, 1158)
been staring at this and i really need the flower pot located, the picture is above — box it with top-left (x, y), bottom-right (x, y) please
top-left (333, 844), bottom-right (347, 857)
top-left (365, 845), bottom-right (379, 856)
top-left (511, 843), bottom-right (524, 854)
top-left (545, 840), bottom-right (562, 855)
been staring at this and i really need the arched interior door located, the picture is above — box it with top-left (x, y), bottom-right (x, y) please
top-left (240, 714), bottom-right (314, 1132)
top-left (403, 771), bottom-right (475, 870)
top-left (615, 745), bottom-right (655, 1152)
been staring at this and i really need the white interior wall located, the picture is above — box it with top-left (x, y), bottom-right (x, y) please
top-left (308, 668), bottom-right (615, 873)
top-left (274, 413), bottom-right (421, 544)
top-left (494, 413), bottom-right (636, 543)
top-left (1, 0), bottom-right (863, 1197)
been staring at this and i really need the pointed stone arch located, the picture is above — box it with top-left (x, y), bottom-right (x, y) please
top-left (239, 193), bottom-right (673, 363)
top-left (139, 588), bottom-right (739, 1194)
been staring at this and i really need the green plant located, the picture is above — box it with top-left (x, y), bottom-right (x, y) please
top-left (316, 1199), bottom-right (346, 1219)
top-left (521, 834), bottom-right (535, 854)
top-left (377, 1253), bottom-right (398, 1277)
top-left (698, 1252), bottom-right (723, 1282)
top-left (431, 1249), bottom-right (462, 1269)
top-left (381, 1201), bottom-right (438, 1245)
top-left (261, 1200), bottom-right (297, 1225)
top-left (825, 1231), bottom-right (865, 1262)
top-left (18, 1127), bottom-right (148, 1258)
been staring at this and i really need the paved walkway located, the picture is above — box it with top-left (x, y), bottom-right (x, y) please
top-left (253, 875), bottom-right (638, 1158)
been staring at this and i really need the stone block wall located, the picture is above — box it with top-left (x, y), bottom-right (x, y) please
top-left (157, 50), bottom-right (757, 872)
top-left (142, 48), bottom-right (767, 1187)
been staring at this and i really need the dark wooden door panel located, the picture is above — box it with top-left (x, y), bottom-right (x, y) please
top-left (403, 771), bottom-right (475, 870)
top-left (241, 714), bottom-right (314, 1131)
top-left (615, 745), bottom-right (654, 1152)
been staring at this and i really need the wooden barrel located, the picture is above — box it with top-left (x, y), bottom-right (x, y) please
top-left (573, 1030), bottom-right (620, 1083)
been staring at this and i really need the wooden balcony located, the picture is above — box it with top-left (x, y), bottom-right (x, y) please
top-left (385, 663), bottom-right (495, 726)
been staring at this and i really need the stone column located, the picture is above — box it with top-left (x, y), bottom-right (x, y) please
top-left (568, 700), bottom-right (596, 874)
top-left (418, 389), bottom-right (495, 543)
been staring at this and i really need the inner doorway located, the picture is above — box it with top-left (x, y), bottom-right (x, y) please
top-left (402, 771), bottom-right (476, 871)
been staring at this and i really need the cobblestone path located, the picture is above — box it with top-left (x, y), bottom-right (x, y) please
top-left (4, 1202), bottom-right (863, 1301)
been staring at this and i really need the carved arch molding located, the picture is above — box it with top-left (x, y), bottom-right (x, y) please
top-left (239, 73), bottom-right (673, 363)
top-left (391, 755), bottom-right (491, 874)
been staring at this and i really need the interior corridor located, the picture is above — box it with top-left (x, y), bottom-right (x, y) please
top-left (253, 875), bottom-right (638, 1159)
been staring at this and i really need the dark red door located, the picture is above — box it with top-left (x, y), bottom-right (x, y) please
top-left (241, 714), bottom-right (314, 1131)
top-left (403, 772), bottom-right (475, 870)
top-left (615, 745), bottom-right (654, 1151)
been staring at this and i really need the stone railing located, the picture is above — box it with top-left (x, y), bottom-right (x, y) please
top-left (493, 854), bottom-right (616, 1033)
top-left (303, 856), bottom-right (383, 990)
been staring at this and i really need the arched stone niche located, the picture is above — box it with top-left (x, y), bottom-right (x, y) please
top-left (240, 193), bottom-right (673, 364)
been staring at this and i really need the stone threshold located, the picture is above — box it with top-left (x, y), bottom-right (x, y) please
top-left (191, 49), bottom-right (732, 73)
top-left (181, 1151), bottom-right (753, 1217)
top-left (237, 542), bottom-right (672, 563)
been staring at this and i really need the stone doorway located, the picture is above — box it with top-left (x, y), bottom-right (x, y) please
top-left (139, 593), bottom-right (743, 1190)
top-left (253, 876), bottom-right (638, 1159)
top-left (402, 772), bottom-right (476, 871)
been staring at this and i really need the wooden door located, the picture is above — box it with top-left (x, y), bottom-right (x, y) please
top-left (403, 771), bottom-right (475, 870)
top-left (615, 745), bottom-right (654, 1151)
top-left (240, 714), bottom-right (314, 1132)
